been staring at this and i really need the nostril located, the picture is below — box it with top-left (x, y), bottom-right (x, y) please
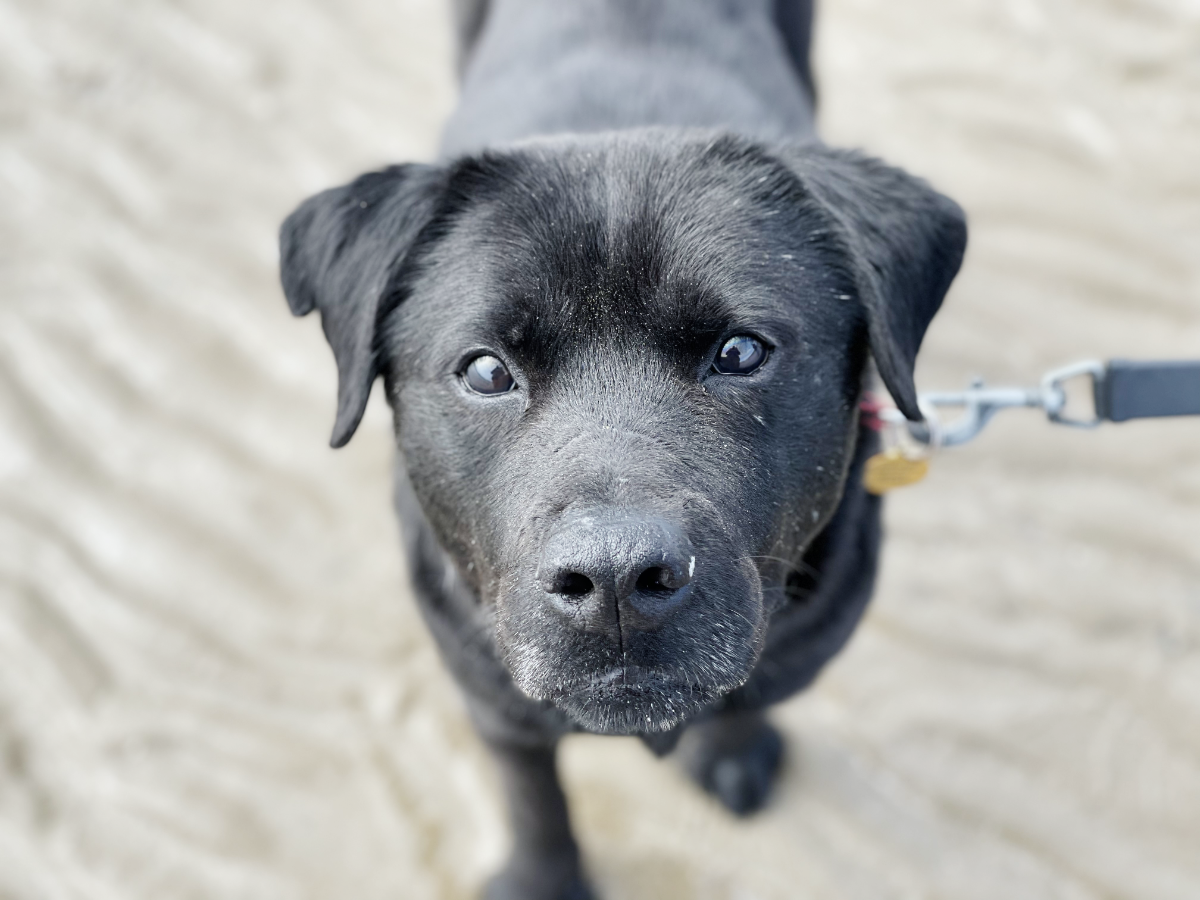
top-left (552, 572), bottom-right (594, 596)
top-left (635, 566), bottom-right (674, 594)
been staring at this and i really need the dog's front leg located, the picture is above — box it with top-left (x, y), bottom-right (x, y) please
top-left (483, 736), bottom-right (593, 900)
top-left (679, 708), bottom-right (785, 817)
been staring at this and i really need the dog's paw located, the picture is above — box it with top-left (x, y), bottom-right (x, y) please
top-left (483, 856), bottom-right (595, 900)
top-left (681, 714), bottom-right (784, 816)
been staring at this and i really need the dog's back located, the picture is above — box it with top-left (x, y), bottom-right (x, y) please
top-left (444, 0), bottom-right (816, 156)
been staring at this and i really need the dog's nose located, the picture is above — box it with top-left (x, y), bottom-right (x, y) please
top-left (538, 513), bottom-right (695, 634)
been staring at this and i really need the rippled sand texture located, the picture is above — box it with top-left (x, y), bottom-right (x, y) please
top-left (2, 1), bottom-right (1198, 897)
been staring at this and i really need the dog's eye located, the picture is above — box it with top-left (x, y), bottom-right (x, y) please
top-left (463, 354), bottom-right (516, 395)
top-left (713, 335), bottom-right (767, 375)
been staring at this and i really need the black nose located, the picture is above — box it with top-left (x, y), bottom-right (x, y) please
top-left (538, 513), bottom-right (695, 635)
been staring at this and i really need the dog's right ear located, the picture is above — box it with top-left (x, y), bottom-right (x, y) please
top-left (280, 164), bottom-right (445, 448)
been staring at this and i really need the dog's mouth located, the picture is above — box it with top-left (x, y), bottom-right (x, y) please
top-left (555, 665), bottom-right (721, 735)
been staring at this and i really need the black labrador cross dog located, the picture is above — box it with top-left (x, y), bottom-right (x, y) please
top-left (280, 1), bottom-right (966, 897)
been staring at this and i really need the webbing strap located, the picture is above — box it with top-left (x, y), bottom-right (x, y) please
top-left (1097, 360), bottom-right (1200, 422)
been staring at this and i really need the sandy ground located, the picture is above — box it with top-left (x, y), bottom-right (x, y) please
top-left (1, 1), bottom-right (1199, 898)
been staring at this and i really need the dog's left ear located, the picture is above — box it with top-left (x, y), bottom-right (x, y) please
top-left (779, 145), bottom-right (967, 420)
top-left (280, 164), bottom-right (445, 447)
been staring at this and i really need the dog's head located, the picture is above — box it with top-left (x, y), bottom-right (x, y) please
top-left (281, 132), bottom-right (965, 734)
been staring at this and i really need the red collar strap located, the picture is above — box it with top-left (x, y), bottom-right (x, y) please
top-left (859, 392), bottom-right (888, 431)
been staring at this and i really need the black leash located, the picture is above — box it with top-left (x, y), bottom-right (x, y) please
top-left (862, 359), bottom-right (1200, 494)
top-left (1099, 359), bottom-right (1200, 422)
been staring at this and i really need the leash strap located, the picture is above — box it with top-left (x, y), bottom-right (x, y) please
top-left (1098, 359), bottom-right (1200, 422)
top-left (861, 358), bottom-right (1200, 494)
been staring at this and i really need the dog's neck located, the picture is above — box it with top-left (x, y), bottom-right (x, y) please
top-left (441, 0), bottom-right (817, 158)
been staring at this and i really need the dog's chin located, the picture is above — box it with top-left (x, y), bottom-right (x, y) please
top-left (551, 667), bottom-right (721, 735)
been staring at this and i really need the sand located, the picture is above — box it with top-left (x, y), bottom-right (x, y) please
top-left (1, 0), bottom-right (1198, 897)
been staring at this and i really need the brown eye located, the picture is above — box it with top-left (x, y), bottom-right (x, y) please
top-left (463, 354), bottom-right (516, 395)
top-left (714, 335), bottom-right (767, 375)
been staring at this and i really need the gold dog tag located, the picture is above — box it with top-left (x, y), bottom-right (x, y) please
top-left (864, 447), bottom-right (929, 495)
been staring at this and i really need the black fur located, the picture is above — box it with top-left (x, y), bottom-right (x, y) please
top-left (281, 2), bottom-right (965, 897)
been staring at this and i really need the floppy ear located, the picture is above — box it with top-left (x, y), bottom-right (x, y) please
top-left (779, 146), bottom-right (967, 420)
top-left (280, 164), bottom-right (445, 447)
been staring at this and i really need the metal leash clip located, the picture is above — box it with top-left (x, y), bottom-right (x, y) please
top-left (863, 358), bottom-right (1200, 495)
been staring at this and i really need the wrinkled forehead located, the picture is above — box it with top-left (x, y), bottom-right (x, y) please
top-left (415, 137), bottom-right (851, 360)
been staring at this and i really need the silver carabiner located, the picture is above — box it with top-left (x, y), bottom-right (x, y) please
top-left (900, 378), bottom-right (1042, 448)
top-left (893, 360), bottom-right (1106, 449)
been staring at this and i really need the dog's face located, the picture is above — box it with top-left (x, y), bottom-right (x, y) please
top-left (280, 132), bottom-right (965, 734)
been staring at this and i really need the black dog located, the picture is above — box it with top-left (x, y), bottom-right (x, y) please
top-left (280, 2), bottom-right (965, 897)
